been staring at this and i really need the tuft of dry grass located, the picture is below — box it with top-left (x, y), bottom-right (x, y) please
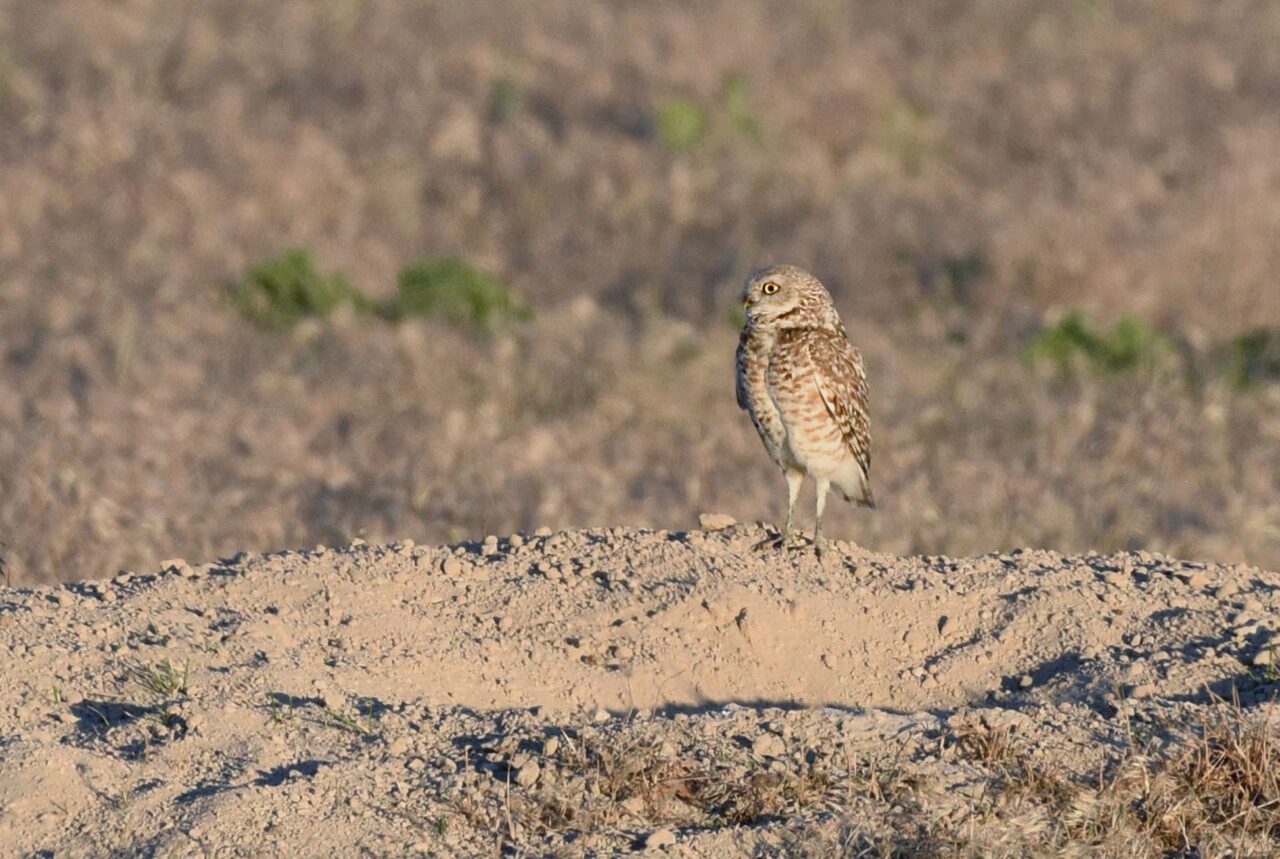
top-left (437, 722), bottom-right (923, 853)
top-left (937, 703), bottom-right (1280, 857)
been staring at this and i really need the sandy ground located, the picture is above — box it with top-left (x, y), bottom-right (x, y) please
top-left (2, 522), bottom-right (1278, 857)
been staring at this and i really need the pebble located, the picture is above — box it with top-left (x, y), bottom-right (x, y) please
top-left (698, 513), bottom-right (736, 531)
top-left (1129, 683), bottom-right (1158, 699)
top-left (1252, 649), bottom-right (1275, 668)
top-left (514, 762), bottom-right (540, 787)
top-left (592, 708), bottom-right (610, 723)
top-left (645, 829), bottom-right (677, 850)
top-left (388, 737), bottom-right (413, 756)
top-left (163, 559), bottom-right (196, 578)
top-left (1213, 581), bottom-right (1240, 599)
top-left (903, 628), bottom-right (929, 652)
top-left (752, 733), bottom-right (785, 757)
top-left (441, 557), bottom-right (463, 577)
top-left (1180, 571), bottom-right (1210, 589)
top-left (1018, 674), bottom-right (1034, 689)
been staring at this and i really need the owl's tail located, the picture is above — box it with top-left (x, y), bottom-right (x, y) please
top-left (841, 485), bottom-right (877, 509)
top-left (833, 460), bottom-right (876, 509)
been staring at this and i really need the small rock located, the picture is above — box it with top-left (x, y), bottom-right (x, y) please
top-left (1018, 674), bottom-right (1034, 689)
top-left (752, 734), bottom-right (785, 758)
top-left (592, 708), bottom-right (610, 724)
top-left (441, 557), bottom-right (463, 577)
top-left (903, 628), bottom-right (929, 652)
top-left (163, 559), bottom-right (196, 578)
top-left (1214, 581), bottom-right (1240, 599)
top-left (698, 513), bottom-right (736, 531)
top-left (543, 737), bottom-right (560, 756)
top-left (1129, 683), bottom-right (1158, 699)
top-left (1252, 649), bottom-right (1275, 668)
top-left (514, 762), bottom-right (540, 787)
top-left (388, 737), bottom-right (413, 756)
top-left (644, 828), bottom-right (677, 850)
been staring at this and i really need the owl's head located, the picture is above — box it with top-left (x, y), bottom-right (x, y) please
top-left (740, 264), bottom-right (841, 331)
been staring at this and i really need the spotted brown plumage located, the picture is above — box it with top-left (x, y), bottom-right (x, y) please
top-left (735, 264), bottom-right (874, 556)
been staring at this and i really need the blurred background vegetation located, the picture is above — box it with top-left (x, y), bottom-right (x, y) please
top-left (1, 0), bottom-right (1278, 583)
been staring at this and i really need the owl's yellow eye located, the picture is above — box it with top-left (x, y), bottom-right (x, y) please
top-left (761, 282), bottom-right (780, 295)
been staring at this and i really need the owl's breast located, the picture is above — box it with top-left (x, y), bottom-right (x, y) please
top-left (766, 342), bottom-right (849, 472)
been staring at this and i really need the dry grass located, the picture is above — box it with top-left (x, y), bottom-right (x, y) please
top-left (438, 703), bottom-right (1280, 855)
top-left (1, 0), bottom-right (1279, 583)
top-left (932, 703), bottom-right (1280, 857)
top-left (437, 722), bottom-right (922, 853)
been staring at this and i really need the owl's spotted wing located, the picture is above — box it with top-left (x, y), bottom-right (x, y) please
top-left (735, 329), bottom-right (752, 411)
top-left (801, 327), bottom-right (872, 479)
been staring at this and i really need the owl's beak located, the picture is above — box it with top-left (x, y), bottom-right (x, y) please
top-left (742, 297), bottom-right (754, 310)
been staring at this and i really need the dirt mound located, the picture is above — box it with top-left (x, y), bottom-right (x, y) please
top-left (2, 525), bottom-right (1278, 856)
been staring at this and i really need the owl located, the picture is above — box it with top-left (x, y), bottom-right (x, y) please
top-left (735, 264), bottom-right (874, 556)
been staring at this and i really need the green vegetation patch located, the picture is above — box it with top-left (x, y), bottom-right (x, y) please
top-left (1028, 312), bottom-right (1174, 375)
top-left (1230, 327), bottom-right (1280, 389)
top-left (383, 258), bottom-right (529, 329)
top-left (721, 73), bottom-right (762, 142)
top-left (230, 251), bottom-right (527, 332)
top-left (656, 98), bottom-right (707, 154)
top-left (229, 249), bottom-right (365, 330)
top-left (489, 75), bottom-right (524, 123)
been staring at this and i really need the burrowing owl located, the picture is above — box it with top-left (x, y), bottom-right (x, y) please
top-left (736, 264), bottom-right (874, 556)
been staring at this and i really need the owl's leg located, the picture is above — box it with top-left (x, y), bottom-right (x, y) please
top-left (813, 477), bottom-right (830, 558)
top-left (782, 468), bottom-right (805, 547)
top-left (753, 468), bottom-right (805, 551)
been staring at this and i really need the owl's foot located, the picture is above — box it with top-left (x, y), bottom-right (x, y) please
top-left (813, 533), bottom-right (829, 559)
top-left (752, 529), bottom-right (809, 553)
